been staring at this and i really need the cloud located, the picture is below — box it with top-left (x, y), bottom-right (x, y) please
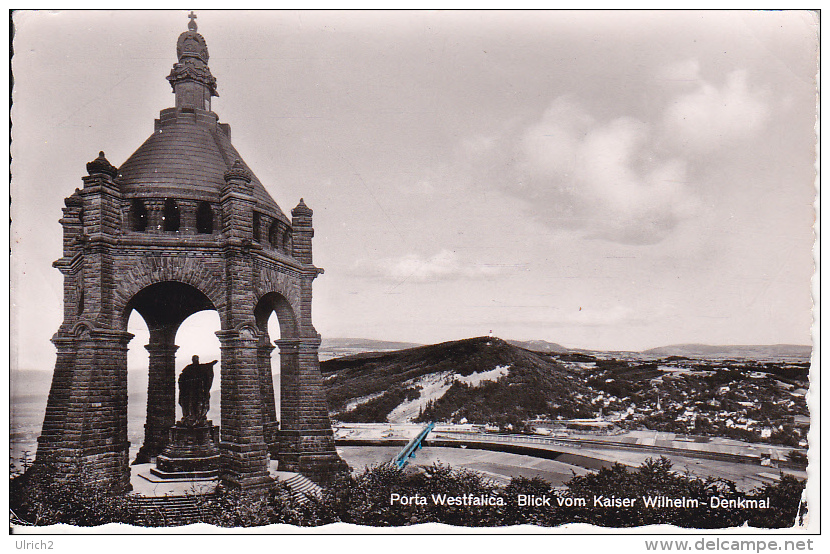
top-left (465, 66), bottom-right (771, 246)
top-left (663, 69), bottom-right (769, 152)
top-left (354, 249), bottom-right (504, 283)
top-left (658, 59), bottom-right (701, 83)
top-left (504, 97), bottom-right (698, 245)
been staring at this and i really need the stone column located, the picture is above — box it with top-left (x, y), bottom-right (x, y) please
top-left (275, 338), bottom-right (300, 470)
top-left (257, 337), bottom-right (279, 459)
top-left (81, 328), bottom-right (133, 491)
top-left (277, 336), bottom-right (345, 482)
top-left (134, 327), bottom-right (178, 464)
top-left (179, 199), bottom-right (198, 235)
top-left (216, 328), bottom-right (272, 491)
top-left (36, 334), bottom-right (78, 469)
top-left (145, 199), bottom-right (165, 233)
top-left (36, 328), bottom-right (133, 492)
top-left (291, 200), bottom-right (313, 264)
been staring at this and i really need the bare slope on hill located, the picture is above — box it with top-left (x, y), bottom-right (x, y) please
top-left (505, 339), bottom-right (569, 353)
top-left (319, 338), bottom-right (422, 361)
top-left (641, 344), bottom-right (811, 360)
top-left (320, 336), bottom-right (594, 425)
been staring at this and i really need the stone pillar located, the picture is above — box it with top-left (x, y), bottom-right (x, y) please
top-left (221, 160), bottom-right (255, 241)
top-left (291, 200), bottom-right (313, 265)
top-left (78, 328), bottom-right (133, 491)
top-left (216, 328), bottom-right (272, 491)
top-left (276, 338), bottom-right (300, 470)
top-left (277, 336), bottom-right (345, 482)
top-left (134, 327), bottom-right (178, 464)
top-left (36, 334), bottom-right (78, 467)
top-left (36, 328), bottom-right (133, 492)
top-left (36, 153), bottom-right (132, 491)
top-left (179, 199), bottom-right (198, 235)
top-left (257, 337), bottom-right (279, 459)
top-left (145, 199), bottom-right (165, 233)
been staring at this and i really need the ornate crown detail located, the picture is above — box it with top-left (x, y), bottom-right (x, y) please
top-left (292, 198), bottom-right (313, 217)
top-left (176, 30), bottom-right (209, 64)
top-left (86, 151), bottom-right (118, 179)
top-left (166, 15), bottom-right (218, 97)
top-left (224, 159), bottom-right (252, 183)
top-left (166, 61), bottom-right (219, 97)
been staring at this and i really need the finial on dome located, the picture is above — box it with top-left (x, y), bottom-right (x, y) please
top-left (292, 198), bottom-right (313, 217)
top-left (86, 151), bottom-right (118, 179)
top-left (168, 12), bottom-right (218, 107)
top-left (224, 159), bottom-right (251, 183)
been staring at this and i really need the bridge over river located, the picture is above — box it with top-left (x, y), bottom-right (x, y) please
top-left (334, 424), bottom-right (806, 490)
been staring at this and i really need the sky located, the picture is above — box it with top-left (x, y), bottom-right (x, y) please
top-left (10, 10), bottom-right (819, 373)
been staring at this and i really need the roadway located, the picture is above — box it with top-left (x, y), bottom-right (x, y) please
top-left (334, 424), bottom-right (806, 490)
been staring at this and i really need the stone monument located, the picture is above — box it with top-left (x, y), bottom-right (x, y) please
top-left (35, 13), bottom-right (346, 492)
top-left (151, 355), bottom-right (220, 479)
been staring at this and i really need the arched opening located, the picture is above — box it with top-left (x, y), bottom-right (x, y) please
top-left (163, 198), bottom-right (180, 232)
top-left (124, 280), bottom-right (217, 463)
top-left (267, 312), bottom-right (281, 414)
top-left (174, 311), bottom-right (221, 423)
top-left (130, 199), bottom-right (147, 231)
top-left (254, 292), bottom-right (298, 459)
top-left (254, 292), bottom-right (298, 339)
top-left (252, 212), bottom-right (261, 242)
top-left (196, 201), bottom-right (214, 234)
top-left (268, 222), bottom-right (280, 250)
top-left (126, 310), bottom-right (151, 463)
top-left (282, 230), bottom-right (292, 253)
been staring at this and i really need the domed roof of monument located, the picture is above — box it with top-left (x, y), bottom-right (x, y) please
top-left (117, 14), bottom-right (287, 223)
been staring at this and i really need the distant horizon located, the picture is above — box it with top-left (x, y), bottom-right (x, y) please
top-left (10, 334), bottom-right (813, 374)
top-left (335, 335), bottom-right (813, 345)
top-left (323, 335), bottom-right (814, 350)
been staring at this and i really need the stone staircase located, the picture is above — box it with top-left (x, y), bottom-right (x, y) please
top-left (130, 493), bottom-right (212, 526)
top-left (128, 471), bottom-right (322, 526)
top-left (272, 471), bottom-right (322, 504)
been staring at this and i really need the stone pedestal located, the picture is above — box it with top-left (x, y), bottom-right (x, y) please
top-left (150, 422), bottom-right (220, 479)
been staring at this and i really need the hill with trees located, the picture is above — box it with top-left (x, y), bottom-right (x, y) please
top-left (321, 336), bottom-right (811, 447)
top-left (321, 336), bottom-right (594, 427)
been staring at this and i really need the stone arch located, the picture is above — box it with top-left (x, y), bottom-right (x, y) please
top-left (113, 256), bottom-right (225, 329)
top-left (124, 279), bottom-right (219, 464)
top-left (125, 281), bottom-right (215, 329)
top-left (71, 320), bottom-right (95, 338)
top-left (252, 290), bottom-right (298, 461)
top-left (254, 291), bottom-right (298, 340)
top-left (237, 321), bottom-right (261, 341)
top-left (255, 265), bottom-right (302, 322)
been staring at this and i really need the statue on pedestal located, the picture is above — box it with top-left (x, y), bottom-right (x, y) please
top-left (178, 355), bottom-right (217, 426)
